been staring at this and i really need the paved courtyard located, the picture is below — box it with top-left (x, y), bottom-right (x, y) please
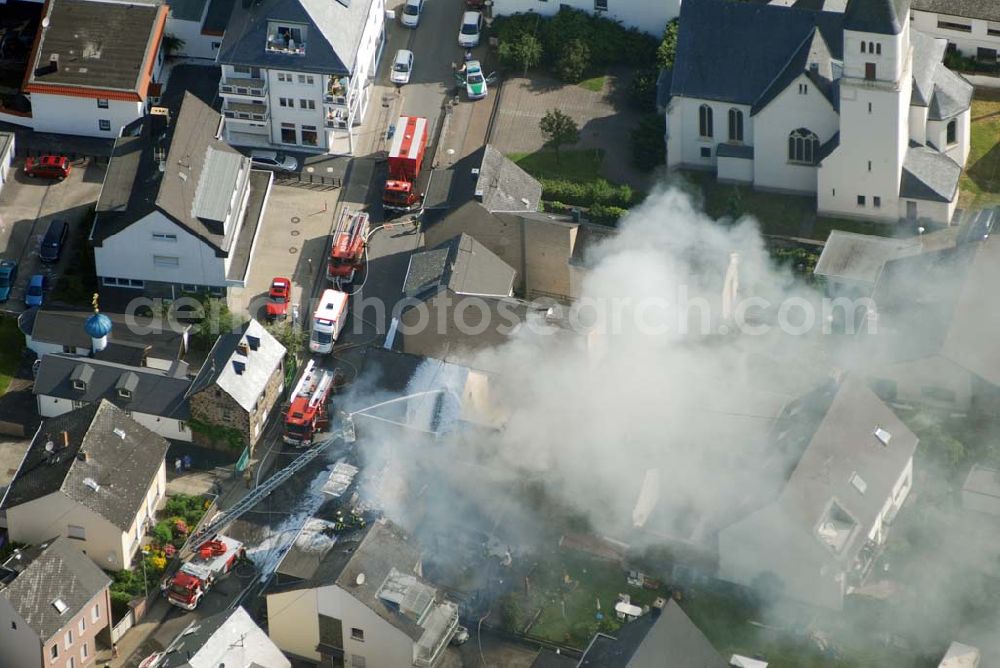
top-left (490, 72), bottom-right (649, 190)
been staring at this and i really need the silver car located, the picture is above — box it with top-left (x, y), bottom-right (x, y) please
top-left (250, 150), bottom-right (298, 173)
top-left (391, 49), bottom-right (414, 85)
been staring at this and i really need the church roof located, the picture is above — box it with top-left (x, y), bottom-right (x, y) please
top-left (671, 0), bottom-right (844, 106)
top-left (843, 0), bottom-right (909, 35)
top-left (900, 145), bottom-right (962, 203)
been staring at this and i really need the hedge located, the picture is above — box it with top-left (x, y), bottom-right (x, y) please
top-left (539, 178), bottom-right (636, 208)
top-left (589, 203), bottom-right (628, 226)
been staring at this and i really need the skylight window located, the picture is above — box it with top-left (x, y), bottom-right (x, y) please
top-left (850, 472), bottom-right (867, 495)
top-left (874, 427), bottom-right (891, 446)
top-left (52, 599), bottom-right (69, 614)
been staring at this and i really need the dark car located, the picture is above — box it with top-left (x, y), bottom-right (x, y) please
top-left (24, 155), bottom-right (71, 180)
top-left (39, 219), bottom-right (68, 263)
top-left (0, 260), bottom-right (17, 302)
top-left (25, 274), bottom-right (45, 307)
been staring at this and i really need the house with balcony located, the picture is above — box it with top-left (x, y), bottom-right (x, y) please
top-left (216, 0), bottom-right (385, 155)
top-left (717, 376), bottom-right (918, 610)
top-left (911, 0), bottom-right (1000, 63)
top-left (0, 401), bottom-right (170, 572)
top-left (266, 518), bottom-right (459, 667)
top-left (91, 92), bottom-right (272, 304)
top-left (0, 537), bottom-right (112, 668)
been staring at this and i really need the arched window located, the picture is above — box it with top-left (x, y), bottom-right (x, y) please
top-left (861, 41), bottom-right (866, 53)
top-left (788, 128), bottom-right (820, 164)
top-left (728, 108), bottom-right (744, 142)
top-left (947, 119), bottom-right (957, 144)
top-left (875, 43), bottom-right (882, 55)
top-left (699, 104), bottom-right (713, 138)
top-left (869, 41), bottom-right (875, 53)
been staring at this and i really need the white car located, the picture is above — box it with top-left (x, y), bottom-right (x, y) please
top-left (391, 49), bottom-right (414, 85)
top-left (401, 0), bottom-right (423, 28)
top-left (464, 60), bottom-right (487, 100)
top-left (250, 150), bottom-right (298, 173)
top-left (458, 11), bottom-right (482, 48)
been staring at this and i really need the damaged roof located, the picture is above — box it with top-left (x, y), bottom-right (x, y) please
top-left (402, 233), bottom-right (516, 300)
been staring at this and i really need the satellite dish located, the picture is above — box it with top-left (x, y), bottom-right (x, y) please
top-left (45, 441), bottom-right (54, 453)
top-left (42, 17), bottom-right (50, 28)
top-left (356, 573), bottom-right (366, 586)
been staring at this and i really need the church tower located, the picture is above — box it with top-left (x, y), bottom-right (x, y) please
top-left (818, 0), bottom-right (912, 221)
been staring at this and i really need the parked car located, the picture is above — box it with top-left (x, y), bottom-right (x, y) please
top-left (0, 260), bottom-right (17, 302)
top-left (266, 276), bottom-right (291, 321)
top-left (465, 60), bottom-right (487, 100)
top-left (391, 49), bottom-right (414, 85)
top-left (39, 219), bottom-right (69, 263)
top-left (458, 11), bottom-right (482, 48)
top-left (401, 0), bottom-right (424, 27)
top-left (24, 155), bottom-right (71, 180)
top-left (250, 150), bottom-right (298, 173)
top-left (25, 274), bottom-right (45, 307)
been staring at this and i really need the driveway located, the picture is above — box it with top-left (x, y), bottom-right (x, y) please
top-left (0, 157), bottom-right (105, 311)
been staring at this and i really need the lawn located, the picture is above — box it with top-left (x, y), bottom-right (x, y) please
top-left (577, 75), bottom-right (606, 93)
top-left (0, 316), bottom-right (24, 395)
top-left (508, 149), bottom-right (605, 183)
top-left (960, 94), bottom-right (1000, 210)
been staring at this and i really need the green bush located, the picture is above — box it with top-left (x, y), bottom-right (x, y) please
top-left (151, 521), bottom-right (173, 546)
top-left (540, 178), bottom-right (635, 208)
top-left (164, 494), bottom-right (210, 527)
top-left (630, 114), bottom-right (666, 172)
top-left (628, 69), bottom-right (659, 112)
top-left (656, 18), bottom-right (679, 70)
top-left (556, 39), bottom-right (590, 83)
top-left (589, 203), bottom-right (628, 226)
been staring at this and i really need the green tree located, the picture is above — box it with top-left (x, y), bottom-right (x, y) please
top-left (266, 320), bottom-right (306, 356)
top-left (161, 34), bottom-right (186, 58)
top-left (498, 32), bottom-right (543, 76)
top-left (539, 109), bottom-right (579, 164)
top-left (555, 39), bottom-right (590, 83)
top-left (630, 114), bottom-right (666, 172)
top-left (656, 19), bottom-right (679, 70)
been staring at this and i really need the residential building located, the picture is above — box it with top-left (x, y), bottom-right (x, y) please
top-left (813, 230), bottom-right (922, 297)
top-left (961, 465), bottom-right (1000, 517)
top-left (216, 0), bottom-right (386, 154)
top-left (573, 599), bottom-right (727, 668)
top-left (186, 319), bottom-right (285, 452)
top-left (911, 0), bottom-right (1000, 63)
top-left (92, 92), bottom-right (272, 304)
top-left (162, 0), bottom-right (237, 60)
top-left (0, 132), bottom-right (15, 196)
top-left (19, 306), bottom-right (189, 371)
top-left (862, 238), bottom-right (1000, 412)
top-left (0, 401), bottom-right (170, 571)
top-left (668, 0), bottom-right (973, 225)
top-left (154, 606), bottom-right (290, 668)
top-left (489, 0), bottom-right (680, 37)
top-left (424, 145), bottom-right (543, 215)
top-left (33, 353), bottom-right (192, 441)
top-left (0, 536), bottom-right (112, 668)
top-left (266, 518), bottom-right (459, 667)
top-left (718, 377), bottom-right (918, 610)
top-left (937, 641), bottom-right (981, 668)
top-left (397, 233), bottom-right (517, 363)
top-left (21, 0), bottom-right (167, 138)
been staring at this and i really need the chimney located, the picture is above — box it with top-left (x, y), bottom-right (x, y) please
top-left (61, 431), bottom-right (70, 449)
top-left (49, 53), bottom-right (59, 71)
top-left (236, 341), bottom-right (249, 356)
top-left (76, 451), bottom-right (90, 462)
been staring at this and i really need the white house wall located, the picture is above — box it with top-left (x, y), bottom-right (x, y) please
top-left (95, 211), bottom-right (227, 287)
top-left (717, 156), bottom-right (753, 183)
top-left (37, 395), bottom-right (189, 442)
top-left (927, 111), bottom-right (971, 166)
top-left (908, 105), bottom-right (928, 145)
top-left (29, 94), bottom-right (144, 138)
top-left (166, 17), bottom-right (220, 60)
top-left (753, 74), bottom-right (838, 194)
top-left (667, 98), bottom-right (754, 170)
top-left (911, 10), bottom-right (1000, 59)
top-left (490, 0), bottom-right (680, 36)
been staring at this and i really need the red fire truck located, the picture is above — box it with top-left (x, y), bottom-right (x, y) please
top-left (283, 359), bottom-right (337, 447)
top-left (162, 535), bottom-right (244, 611)
top-left (327, 208), bottom-right (371, 289)
top-left (383, 115), bottom-right (428, 214)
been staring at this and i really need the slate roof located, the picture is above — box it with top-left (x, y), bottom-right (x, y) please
top-left (2, 401), bottom-right (170, 531)
top-left (817, 132), bottom-right (840, 163)
top-left (578, 601), bottom-right (727, 668)
top-left (93, 93), bottom-right (255, 255)
top-left (911, 30), bottom-right (946, 107)
top-left (474, 145), bottom-right (542, 213)
top-left (218, 0), bottom-right (374, 75)
top-left (751, 26), bottom-right (838, 115)
top-left (202, 0), bottom-right (236, 34)
top-left (0, 537), bottom-right (110, 643)
top-left (402, 233), bottom-right (516, 300)
top-left (911, 0), bottom-right (1000, 22)
top-left (27, 0), bottom-right (164, 92)
top-left (20, 307), bottom-right (188, 362)
top-left (157, 606), bottom-right (290, 668)
top-left (900, 145), bottom-right (962, 203)
top-left (929, 67), bottom-right (974, 121)
top-left (671, 0), bottom-right (843, 105)
top-left (843, 0), bottom-right (908, 34)
top-left (188, 319), bottom-right (284, 413)
top-left (813, 230), bottom-right (922, 284)
top-left (716, 143), bottom-right (754, 159)
top-left (34, 353), bottom-right (191, 419)
top-left (168, 0), bottom-right (208, 22)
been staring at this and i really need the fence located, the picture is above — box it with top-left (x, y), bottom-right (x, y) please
top-left (274, 172), bottom-right (343, 189)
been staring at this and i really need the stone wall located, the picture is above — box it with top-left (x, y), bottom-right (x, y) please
top-left (188, 386), bottom-right (252, 452)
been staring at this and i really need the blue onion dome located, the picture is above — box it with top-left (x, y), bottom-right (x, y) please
top-left (84, 312), bottom-right (113, 338)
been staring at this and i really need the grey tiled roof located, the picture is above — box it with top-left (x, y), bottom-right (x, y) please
top-left (2, 401), bottom-right (170, 531)
top-left (900, 145), bottom-right (962, 203)
top-left (912, 0), bottom-right (1000, 22)
top-left (716, 143), bottom-right (754, 159)
top-left (929, 67), bottom-right (973, 121)
top-left (201, 0), bottom-right (235, 34)
top-left (34, 353), bottom-right (191, 419)
top-left (910, 30), bottom-right (945, 107)
top-left (188, 319), bottom-right (285, 413)
top-left (402, 233), bottom-right (516, 300)
top-left (843, 0), bottom-right (908, 35)
top-left (157, 606), bottom-right (290, 668)
top-left (671, 0), bottom-right (843, 105)
top-left (813, 230), bottom-right (922, 283)
top-left (474, 145), bottom-right (542, 214)
top-left (0, 537), bottom-right (110, 643)
top-left (168, 0), bottom-right (207, 22)
top-left (27, 0), bottom-right (163, 92)
top-left (218, 0), bottom-right (374, 75)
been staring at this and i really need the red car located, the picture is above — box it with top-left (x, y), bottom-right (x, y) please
top-left (266, 277), bottom-right (291, 320)
top-left (24, 155), bottom-right (71, 180)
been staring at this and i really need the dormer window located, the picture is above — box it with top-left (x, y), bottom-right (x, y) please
top-left (118, 388), bottom-right (132, 400)
top-left (73, 379), bottom-right (86, 391)
top-left (266, 22), bottom-right (307, 55)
